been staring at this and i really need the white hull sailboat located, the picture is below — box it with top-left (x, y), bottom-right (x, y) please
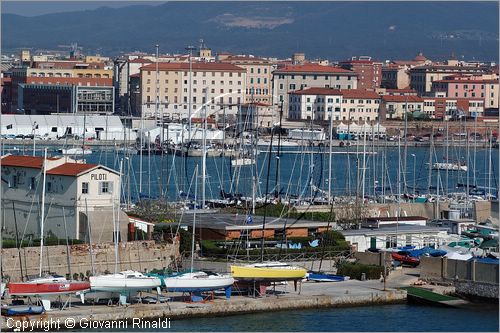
top-left (431, 162), bottom-right (467, 172)
top-left (89, 270), bottom-right (161, 293)
top-left (163, 272), bottom-right (234, 293)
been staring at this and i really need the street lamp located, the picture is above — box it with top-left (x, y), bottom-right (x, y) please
top-left (411, 153), bottom-right (416, 197)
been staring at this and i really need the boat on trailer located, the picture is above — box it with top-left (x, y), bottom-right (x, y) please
top-left (162, 271), bottom-right (234, 298)
top-left (230, 262), bottom-right (307, 282)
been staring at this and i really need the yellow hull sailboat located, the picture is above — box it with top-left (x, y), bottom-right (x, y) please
top-left (230, 262), bottom-right (307, 282)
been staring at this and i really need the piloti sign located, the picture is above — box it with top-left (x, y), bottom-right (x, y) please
top-left (91, 173), bottom-right (107, 180)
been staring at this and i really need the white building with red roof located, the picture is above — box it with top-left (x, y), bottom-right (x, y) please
top-left (1, 155), bottom-right (125, 243)
top-left (272, 63), bottom-right (358, 118)
top-left (288, 87), bottom-right (381, 122)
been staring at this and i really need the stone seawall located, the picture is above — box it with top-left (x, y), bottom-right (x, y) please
top-left (1, 241), bottom-right (178, 281)
top-left (455, 280), bottom-right (499, 300)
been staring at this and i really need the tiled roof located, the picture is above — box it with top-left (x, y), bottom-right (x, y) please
top-left (433, 79), bottom-right (498, 84)
top-left (47, 163), bottom-right (98, 176)
top-left (129, 58), bottom-right (152, 64)
top-left (273, 63), bottom-right (355, 74)
top-left (385, 89), bottom-right (417, 93)
top-left (382, 95), bottom-right (424, 102)
top-left (291, 87), bottom-right (380, 99)
top-left (139, 62), bottom-right (245, 72)
top-left (1, 155), bottom-right (58, 169)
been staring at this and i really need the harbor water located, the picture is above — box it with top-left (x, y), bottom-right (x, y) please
top-left (5, 143), bottom-right (497, 203)
top-left (78, 303), bottom-right (499, 332)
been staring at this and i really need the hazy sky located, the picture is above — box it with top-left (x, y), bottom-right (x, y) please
top-left (1, 1), bottom-right (163, 16)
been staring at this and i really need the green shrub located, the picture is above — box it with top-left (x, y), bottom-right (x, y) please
top-left (337, 262), bottom-right (384, 280)
top-left (1, 238), bottom-right (84, 248)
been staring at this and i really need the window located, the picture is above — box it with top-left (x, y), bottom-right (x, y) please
top-left (47, 182), bottom-right (52, 193)
top-left (82, 182), bottom-right (89, 194)
top-left (30, 177), bottom-right (36, 190)
top-left (10, 175), bottom-right (18, 188)
top-left (99, 181), bottom-right (112, 194)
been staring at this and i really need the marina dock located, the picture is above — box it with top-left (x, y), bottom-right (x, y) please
top-left (1, 280), bottom-right (406, 331)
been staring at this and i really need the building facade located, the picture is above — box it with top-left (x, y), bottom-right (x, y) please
top-left (380, 95), bottom-right (424, 120)
top-left (220, 55), bottom-right (274, 104)
top-left (272, 63), bottom-right (358, 119)
top-left (288, 87), bottom-right (381, 122)
top-left (339, 57), bottom-right (382, 90)
top-left (431, 77), bottom-right (499, 109)
top-left (139, 62), bottom-right (246, 120)
top-left (1, 155), bottom-right (126, 243)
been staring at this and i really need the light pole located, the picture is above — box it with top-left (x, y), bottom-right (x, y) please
top-left (411, 153), bottom-right (416, 197)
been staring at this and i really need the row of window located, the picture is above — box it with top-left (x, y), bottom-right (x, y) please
top-left (146, 71), bottom-right (243, 78)
top-left (277, 74), bottom-right (353, 80)
top-left (30, 72), bottom-right (109, 78)
top-left (8, 175), bottom-right (113, 195)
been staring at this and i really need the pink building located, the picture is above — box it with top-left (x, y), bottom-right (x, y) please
top-left (431, 76), bottom-right (499, 108)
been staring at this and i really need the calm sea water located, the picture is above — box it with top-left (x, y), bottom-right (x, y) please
top-left (4, 143), bottom-right (499, 203)
top-left (80, 303), bottom-right (499, 332)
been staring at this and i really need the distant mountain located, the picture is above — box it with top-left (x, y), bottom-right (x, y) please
top-left (2, 1), bottom-right (498, 61)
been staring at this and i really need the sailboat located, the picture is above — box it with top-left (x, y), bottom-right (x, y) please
top-left (7, 149), bottom-right (90, 309)
top-left (230, 104), bottom-right (307, 284)
top-left (162, 165), bottom-right (234, 297)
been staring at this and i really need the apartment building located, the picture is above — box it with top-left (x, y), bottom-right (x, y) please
top-left (288, 87), bottom-right (381, 122)
top-left (380, 95), bottom-right (424, 120)
top-left (339, 57), bottom-right (382, 89)
top-left (220, 55), bottom-right (275, 104)
top-left (431, 77), bottom-right (499, 109)
top-left (139, 62), bottom-right (246, 120)
top-left (422, 97), bottom-right (484, 119)
top-left (272, 63), bottom-right (358, 119)
top-left (409, 63), bottom-right (491, 95)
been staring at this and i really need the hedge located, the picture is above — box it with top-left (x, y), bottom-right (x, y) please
top-left (337, 262), bottom-right (384, 280)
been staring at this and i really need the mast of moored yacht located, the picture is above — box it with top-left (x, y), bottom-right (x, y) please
top-left (39, 148), bottom-right (48, 277)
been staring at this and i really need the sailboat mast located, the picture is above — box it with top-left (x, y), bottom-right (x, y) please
top-left (191, 165), bottom-right (198, 273)
top-left (328, 102), bottom-right (334, 204)
top-left (39, 148), bottom-right (48, 277)
top-left (202, 89), bottom-right (207, 209)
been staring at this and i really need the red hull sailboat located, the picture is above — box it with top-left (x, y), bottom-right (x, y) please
top-left (8, 276), bottom-right (90, 296)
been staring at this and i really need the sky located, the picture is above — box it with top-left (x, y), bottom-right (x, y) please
top-left (1, 1), bottom-right (163, 16)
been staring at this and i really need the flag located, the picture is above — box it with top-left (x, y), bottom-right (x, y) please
top-left (6, 124), bottom-right (12, 129)
top-left (246, 215), bottom-right (253, 224)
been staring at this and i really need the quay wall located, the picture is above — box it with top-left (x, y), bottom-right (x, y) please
top-left (454, 280), bottom-right (499, 300)
top-left (1, 241), bottom-right (178, 282)
top-left (1, 290), bottom-right (406, 331)
top-left (354, 251), bottom-right (391, 266)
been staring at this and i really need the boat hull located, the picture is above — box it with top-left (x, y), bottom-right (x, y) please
top-left (8, 281), bottom-right (90, 296)
top-left (89, 275), bottom-right (161, 293)
top-left (1, 305), bottom-right (45, 316)
top-left (163, 273), bottom-right (234, 293)
top-left (230, 265), bottom-right (306, 281)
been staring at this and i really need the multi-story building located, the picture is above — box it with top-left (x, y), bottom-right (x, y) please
top-left (380, 95), bottom-right (424, 120)
top-left (272, 63), bottom-right (358, 119)
top-left (431, 77), bottom-right (499, 109)
top-left (9, 59), bottom-right (113, 113)
top-left (139, 62), bottom-right (246, 120)
top-left (409, 63), bottom-right (491, 96)
top-left (220, 55), bottom-right (275, 104)
top-left (339, 57), bottom-right (382, 90)
top-left (288, 87), bottom-right (381, 122)
top-left (422, 97), bottom-right (484, 119)
top-left (381, 64), bottom-right (411, 89)
top-left (0, 155), bottom-right (126, 243)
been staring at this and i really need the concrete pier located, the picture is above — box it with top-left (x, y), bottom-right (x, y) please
top-left (1, 279), bottom-right (406, 331)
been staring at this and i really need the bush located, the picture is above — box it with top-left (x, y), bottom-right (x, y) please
top-left (1, 238), bottom-right (84, 248)
top-left (337, 262), bottom-right (384, 280)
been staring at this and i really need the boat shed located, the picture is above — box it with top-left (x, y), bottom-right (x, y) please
top-left (0, 114), bottom-right (135, 141)
top-left (342, 224), bottom-right (449, 252)
top-left (178, 213), bottom-right (333, 240)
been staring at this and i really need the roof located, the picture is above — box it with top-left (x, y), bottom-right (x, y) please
top-left (291, 87), bottom-right (380, 99)
top-left (1, 155), bottom-right (58, 169)
top-left (433, 79), bottom-right (498, 84)
top-left (25, 77), bottom-right (112, 86)
top-left (342, 224), bottom-right (448, 237)
top-left (221, 56), bottom-right (270, 63)
top-left (129, 58), bottom-right (152, 64)
top-left (382, 95), bottom-right (424, 103)
top-left (139, 62), bottom-right (245, 72)
top-left (274, 63), bottom-right (355, 74)
top-left (47, 163), bottom-right (98, 176)
top-left (366, 216), bottom-right (428, 222)
top-left (385, 89), bottom-right (417, 93)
